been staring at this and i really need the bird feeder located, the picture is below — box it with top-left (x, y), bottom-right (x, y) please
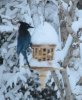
top-left (31, 22), bottom-right (58, 61)
top-left (31, 22), bottom-right (59, 88)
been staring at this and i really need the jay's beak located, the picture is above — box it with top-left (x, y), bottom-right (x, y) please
top-left (29, 26), bottom-right (34, 28)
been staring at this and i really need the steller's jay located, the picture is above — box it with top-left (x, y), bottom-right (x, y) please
top-left (17, 21), bottom-right (34, 68)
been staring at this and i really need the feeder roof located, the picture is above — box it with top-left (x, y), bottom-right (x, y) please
top-left (31, 22), bottom-right (59, 45)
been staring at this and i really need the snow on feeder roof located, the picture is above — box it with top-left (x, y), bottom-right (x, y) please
top-left (31, 22), bottom-right (59, 45)
top-left (31, 22), bottom-right (59, 61)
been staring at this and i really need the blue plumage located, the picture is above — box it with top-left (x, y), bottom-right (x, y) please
top-left (17, 21), bottom-right (34, 67)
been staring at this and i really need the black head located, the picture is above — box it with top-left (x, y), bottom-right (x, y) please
top-left (18, 21), bottom-right (34, 29)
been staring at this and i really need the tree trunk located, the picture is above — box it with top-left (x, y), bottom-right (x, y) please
top-left (52, 71), bottom-right (64, 100)
top-left (61, 35), bottom-right (74, 100)
top-left (61, 69), bottom-right (73, 100)
top-left (58, 0), bottom-right (79, 99)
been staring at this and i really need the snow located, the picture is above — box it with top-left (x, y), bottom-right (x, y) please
top-left (61, 0), bottom-right (68, 10)
top-left (80, 42), bottom-right (82, 63)
top-left (72, 9), bottom-right (82, 33)
top-left (4, 67), bottom-right (31, 88)
top-left (52, 34), bottom-right (73, 63)
top-left (67, 1), bottom-right (72, 12)
top-left (8, 41), bottom-right (17, 48)
top-left (30, 58), bottom-right (60, 68)
top-left (19, 53), bottom-right (24, 67)
top-left (0, 25), bottom-right (14, 33)
top-left (67, 63), bottom-right (82, 99)
top-left (19, 67), bottom-right (31, 77)
top-left (76, 10), bottom-right (82, 19)
top-left (61, 34), bottom-right (73, 62)
top-left (1, 48), bottom-right (7, 55)
top-left (31, 22), bottom-right (59, 46)
top-left (45, 1), bottom-right (59, 34)
top-left (0, 92), bottom-right (5, 100)
top-left (72, 18), bottom-right (82, 33)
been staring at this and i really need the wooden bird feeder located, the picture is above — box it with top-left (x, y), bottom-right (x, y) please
top-left (32, 44), bottom-right (56, 61)
top-left (31, 22), bottom-right (59, 88)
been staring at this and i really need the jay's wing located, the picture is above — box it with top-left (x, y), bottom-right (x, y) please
top-left (17, 33), bottom-right (31, 55)
top-left (17, 36), bottom-right (24, 55)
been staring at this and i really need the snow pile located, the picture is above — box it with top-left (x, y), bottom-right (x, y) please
top-left (67, 59), bottom-right (82, 99)
top-left (32, 22), bottom-right (59, 46)
top-left (75, 9), bottom-right (82, 19)
top-left (45, 1), bottom-right (59, 33)
top-left (72, 9), bottom-right (82, 33)
top-left (72, 18), bottom-right (82, 33)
